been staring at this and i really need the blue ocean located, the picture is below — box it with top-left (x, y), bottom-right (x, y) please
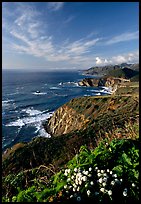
top-left (2, 70), bottom-right (110, 151)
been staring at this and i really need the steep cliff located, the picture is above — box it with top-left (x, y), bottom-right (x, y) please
top-left (46, 104), bottom-right (89, 136)
top-left (79, 77), bottom-right (130, 87)
top-left (46, 92), bottom-right (139, 137)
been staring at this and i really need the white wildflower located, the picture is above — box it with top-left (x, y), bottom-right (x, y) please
top-left (89, 167), bottom-right (92, 171)
top-left (100, 188), bottom-right (105, 193)
top-left (112, 174), bottom-right (117, 178)
top-left (97, 173), bottom-right (101, 177)
top-left (88, 174), bottom-right (92, 177)
top-left (70, 195), bottom-right (73, 198)
top-left (95, 167), bottom-right (98, 170)
top-left (75, 180), bottom-right (79, 185)
top-left (79, 181), bottom-right (82, 185)
top-left (120, 178), bottom-right (123, 182)
top-left (64, 172), bottom-right (68, 176)
top-left (90, 181), bottom-right (94, 185)
top-left (87, 190), bottom-right (91, 196)
top-left (77, 187), bottom-right (80, 191)
top-left (64, 185), bottom-right (67, 189)
top-left (68, 169), bottom-right (71, 174)
top-left (107, 169), bottom-right (110, 172)
top-left (73, 183), bottom-right (77, 188)
top-left (101, 170), bottom-right (104, 173)
top-left (110, 171), bottom-right (113, 174)
top-left (84, 171), bottom-right (89, 175)
top-left (98, 178), bottom-right (103, 183)
top-left (71, 175), bottom-right (74, 179)
top-left (132, 183), bottom-right (135, 187)
top-left (103, 177), bottom-right (107, 182)
top-left (111, 181), bottom-right (115, 185)
top-left (102, 182), bottom-right (106, 187)
top-left (82, 176), bottom-right (87, 182)
top-left (115, 178), bottom-right (120, 183)
top-left (77, 196), bottom-right (81, 201)
top-left (97, 169), bottom-right (100, 173)
top-left (74, 168), bottom-right (78, 172)
top-left (67, 178), bottom-right (71, 182)
top-left (103, 173), bottom-right (107, 177)
top-left (108, 190), bottom-right (112, 196)
top-left (73, 187), bottom-right (76, 192)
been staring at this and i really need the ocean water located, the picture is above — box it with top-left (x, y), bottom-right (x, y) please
top-left (2, 69), bottom-right (111, 151)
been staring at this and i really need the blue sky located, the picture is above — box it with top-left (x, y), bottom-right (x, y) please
top-left (2, 2), bottom-right (139, 70)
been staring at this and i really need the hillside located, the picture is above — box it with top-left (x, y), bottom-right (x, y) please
top-left (83, 63), bottom-right (139, 79)
top-left (107, 67), bottom-right (139, 81)
top-left (2, 83), bottom-right (139, 202)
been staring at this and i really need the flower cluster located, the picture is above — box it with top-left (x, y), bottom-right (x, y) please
top-left (62, 165), bottom-right (132, 202)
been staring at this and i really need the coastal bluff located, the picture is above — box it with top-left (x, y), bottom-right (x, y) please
top-left (78, 77), bottom-right (130, 94)
top-left (45, 88), bottom-right (138, 137)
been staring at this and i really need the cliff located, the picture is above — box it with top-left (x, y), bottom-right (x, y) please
top-left (46, 104), bottom-right (89, 136)
top-left (2, 83), bottom-right (139, 202)
top-left (78, 77), bottom-right (130, 87)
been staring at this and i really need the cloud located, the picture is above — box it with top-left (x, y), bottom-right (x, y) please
top-left (48, 2), bottom-right (64, 11)
top-left (106, 31), bottom-right (139, 45)
top-left (63, 16), bottom-right (75, 24)
top-left (2, 3), bottom-right (139, 70)
top-left (95, 51), bottom-right (139, 66)
top-left (8, 5), bottom-right (99, 63)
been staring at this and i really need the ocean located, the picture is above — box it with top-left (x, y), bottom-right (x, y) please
top-left (2, 69), bottom-right (111, 151)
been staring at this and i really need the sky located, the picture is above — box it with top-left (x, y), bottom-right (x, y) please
top-left (2, 2), bottom-right (139, 70)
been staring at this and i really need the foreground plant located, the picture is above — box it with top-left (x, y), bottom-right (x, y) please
top-left (2, 139), bottom-right (139, 203)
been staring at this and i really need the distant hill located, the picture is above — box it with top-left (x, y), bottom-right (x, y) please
top-left (107, 67), bottom-right (139, 81)
top-left (83, 63), bottom-right (139, 81)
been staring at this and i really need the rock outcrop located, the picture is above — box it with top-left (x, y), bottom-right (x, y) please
top-left (46, 104), bottom-right (89, 136)
top-left (78, 77), bottom-right (130, 94)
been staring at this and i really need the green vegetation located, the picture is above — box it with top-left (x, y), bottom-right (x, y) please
top-left (2, 84), bottom-right (139, 202)
top-left (2, 139), bottom-right (139, 203)
top-left (107, 67), bottom-right (139, 80)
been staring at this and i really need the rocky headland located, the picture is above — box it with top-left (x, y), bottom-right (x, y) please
top-left (2, 69), bottom-right (139, 202)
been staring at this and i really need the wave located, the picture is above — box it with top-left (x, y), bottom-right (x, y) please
top-left (6, 111), bottom-right (53, 127)
top-left (21, 107), bottom-right (43, 116)
top-left (84, 94), bottom-right (91, 96)
top-left (6, 108), bottom-right (53, 138)
top-left (32, 92), bottom-right (47, 95)
top-left (2, 99), bottom-right (14, 107)
top-left (95, 93), bottom-right (101, 96)
top-left (50, 87), bottom-right (61, 90)
top-left (58, 81), bottom-right (79, 87)
top-left (7, 92), bottom-right (19, 96)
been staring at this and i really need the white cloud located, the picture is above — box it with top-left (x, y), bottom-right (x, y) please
top-left (48, 2), bottom-right (64, 11)
top-left (106, 31), bottom-right (139, 45)
top-left (2, 3), bottom-right (139, 70)
top-left (63, 16), bottom-right (75, 24)
top-left (95, 57), bottom-right (103, 65)
top-left (95, 51), bottom-right (139, 66)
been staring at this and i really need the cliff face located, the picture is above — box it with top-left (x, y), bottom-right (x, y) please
top-left (78, 77), bottom-right (130, 93)
top-left (46, 92), bottom-right (139, 138)
top-left (46, 104), bottom-right (89, 136)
